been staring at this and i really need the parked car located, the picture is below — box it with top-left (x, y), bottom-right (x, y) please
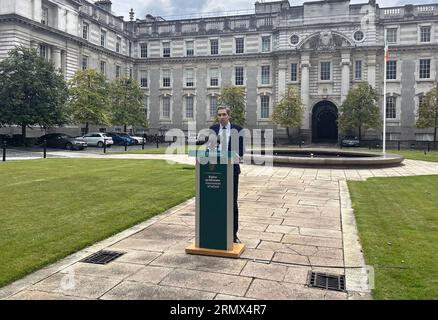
top-left (116, 133), bottom-right (144, 145)
top-left (341, 136), bottom-right (360, 147)
top-left (82, 132), bottom-right (114, 148)
top-left (36, 133), bottom-right (87, 150)
top-left (105, 132), bottom-right (136, 146)
top-left (131, 134), bottom-right (146, 144)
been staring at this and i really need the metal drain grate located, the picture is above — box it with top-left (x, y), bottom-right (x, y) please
top-left (308, 271), bottom-right (346, 292)
top-left (81, 251), bottom-right (125, 265)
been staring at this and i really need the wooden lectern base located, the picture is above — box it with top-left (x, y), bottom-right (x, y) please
top-left (185, 243), bottom-right (246, 258)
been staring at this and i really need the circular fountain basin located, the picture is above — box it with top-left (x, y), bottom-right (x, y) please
top-left (246, 148), bottom-right (404, 168)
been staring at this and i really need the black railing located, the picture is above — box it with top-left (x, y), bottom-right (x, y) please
top-left (360, 140), bottom-right (437, 151)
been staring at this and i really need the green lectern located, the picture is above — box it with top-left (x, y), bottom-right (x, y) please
top-left (186, 150), bottom-right (245, 258)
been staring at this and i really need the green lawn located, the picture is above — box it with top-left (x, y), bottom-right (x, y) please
top-left (355, 148), bottom-right (438, 163)
top-left (348, 175), bottom-right (438, 299)
top-left (0, 159), bottom-right (195, 288)
top-left (389, 150), bottom-right (438, 163)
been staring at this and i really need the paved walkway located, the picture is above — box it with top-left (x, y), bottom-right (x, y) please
top-left (1, 156), bottom-right (438, 300)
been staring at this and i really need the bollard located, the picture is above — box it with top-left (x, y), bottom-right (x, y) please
top-left (155, 134), bottom-right (159, 149)
top-left (2, 140), bottom-right (6, 162)
top-left (427, 142), bottom-right (430, 152)
top-left (43, 140), bottom-right (47, 159)
top-left (398, 141), bottom-right (400, 151)
top-left (125, 141), bottom-right (128, 152)
top-left (142, 138), bottom-right (145, 150)
top-left (103, 140), bottom-right (107, 154)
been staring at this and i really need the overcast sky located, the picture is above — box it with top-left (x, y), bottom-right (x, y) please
top-left (104, 0), bottom-right (437, 20)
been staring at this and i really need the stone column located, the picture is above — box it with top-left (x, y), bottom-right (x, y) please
top-left (367, 52), bottom-right (377, 89)
top-left (300, 53), bottom-right (310, 130)
top-left (52, 47), bottom-right (62, 71)
top-left (277, 58), bottom-right (288, 99)
top-left (340, 50), bottom-right (351, 104)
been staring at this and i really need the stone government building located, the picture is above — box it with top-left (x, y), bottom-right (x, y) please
top-left (0, 0), bottom-right (437, 142)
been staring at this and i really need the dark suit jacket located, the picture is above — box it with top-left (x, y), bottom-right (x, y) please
top-left (210, 123), bottom-right (244, 175)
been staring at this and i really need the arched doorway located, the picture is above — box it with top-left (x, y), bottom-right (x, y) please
top-left (312, 101), bottom-right (338, 143)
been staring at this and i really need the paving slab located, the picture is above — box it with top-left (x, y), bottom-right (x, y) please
top-left (159, 269), bottom-right (252, 297)
top-left (101, 281), bottom-right (216, 300)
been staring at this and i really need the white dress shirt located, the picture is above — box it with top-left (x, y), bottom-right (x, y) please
top-left (218, 122), bottom-right (230, 152)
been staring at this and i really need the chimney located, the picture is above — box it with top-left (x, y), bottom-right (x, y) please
top-left (95, 0), bottom-right (112, 13)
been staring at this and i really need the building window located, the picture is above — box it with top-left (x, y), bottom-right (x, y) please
top-left (320, 62), bottom-right (331, 81)
top-left (82, 22), bottom-right (89, 40)
top-left (81, 56), bottom-right (88, 70)
top-left (39, 44), bottom-right (49, 61)
top-left (100, 61), bottom-right (106, 75)
top-left (186, 41), bottom-right (194, 56)
top-left (261, 66), bottom-right (270, 85)
top-left (353, 30), bottom-right (364, 42)
top-left (420, 26), bottom-right (431, 43)
top-left (210, 39), bottom-right (219, 55)
top-left (386, 96), bottom-right (396, 119)
top-left (116, 65), bottom-right (121, 78)
top-left (140, 43), bottom-right (148, 58)
top-left (129, 41), bottom-right (132, 57)
top-left (162, 97), bottom-right (170, 119)
top-left (419, 59), bottom-right (431, 79)
top-left (116, 37), bottom-right (121, 53)
top-left (355, 60), bottom-right (362, 80)
top-left (210, 96), bottom-right (218, 118)
top-left (261, 96), bottom-right (270, 119)
top-left (386, 28), bottom-right (397, 43)
top-left (163, 42), bottom-right (171, 57)
top-left (235, 67), bottom-right (244, 86)
top-left (261, 36), bottom-right (271, 53)
top-left (129, 68), bottom-right (133, 79)
top-left (140, 70), bottom-right (148, 88)
top-left (185, 96), bottom-right (194, 119)
top-left (290, 34), bottom-right (300, 45)
top-left (386, 60), bottom-right (397, 80)
top-left (185, 68), bottom-right (194, 87)
top-left (162, 69), bottom-right (171, 87)
top-left (290, 63), bottom-right (298, 82)
top-left (235, 38), bottom-right (244, 54)
top-left (41, 7), bottom-right (49, 25)
top-left (210, 68), bottom-right (219, 87)
top-left (101, 30), bottom-right (106, 47)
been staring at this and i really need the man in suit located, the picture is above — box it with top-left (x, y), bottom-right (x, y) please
top-left (209, 106), bottom-right (244, 243)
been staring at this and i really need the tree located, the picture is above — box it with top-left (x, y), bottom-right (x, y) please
top-left (0, 46), bottom-right (68, 144)
top-left (416, 82), bottom-right (438, 145)
top-left (67, 69), bottom-right (111, 134)
top-left (272, 85), bottom-right (304, 139)
top-left (218, 86), bottom-right (246, 126)
top-left (109, 77), bottom-right (148, 133)
top-left (338, 82), bottom-right (381, 141)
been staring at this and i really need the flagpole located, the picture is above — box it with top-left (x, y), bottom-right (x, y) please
top-left (383, 30), bottom-right (387, 155)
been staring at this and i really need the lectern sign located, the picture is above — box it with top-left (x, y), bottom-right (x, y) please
top-left (186, 151), bottom-right (245, 258)
top-left (198, 159), bottom-right (232, 250)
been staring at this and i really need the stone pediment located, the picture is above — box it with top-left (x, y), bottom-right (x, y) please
top-left (300, 31), bottom-right (353, 51)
